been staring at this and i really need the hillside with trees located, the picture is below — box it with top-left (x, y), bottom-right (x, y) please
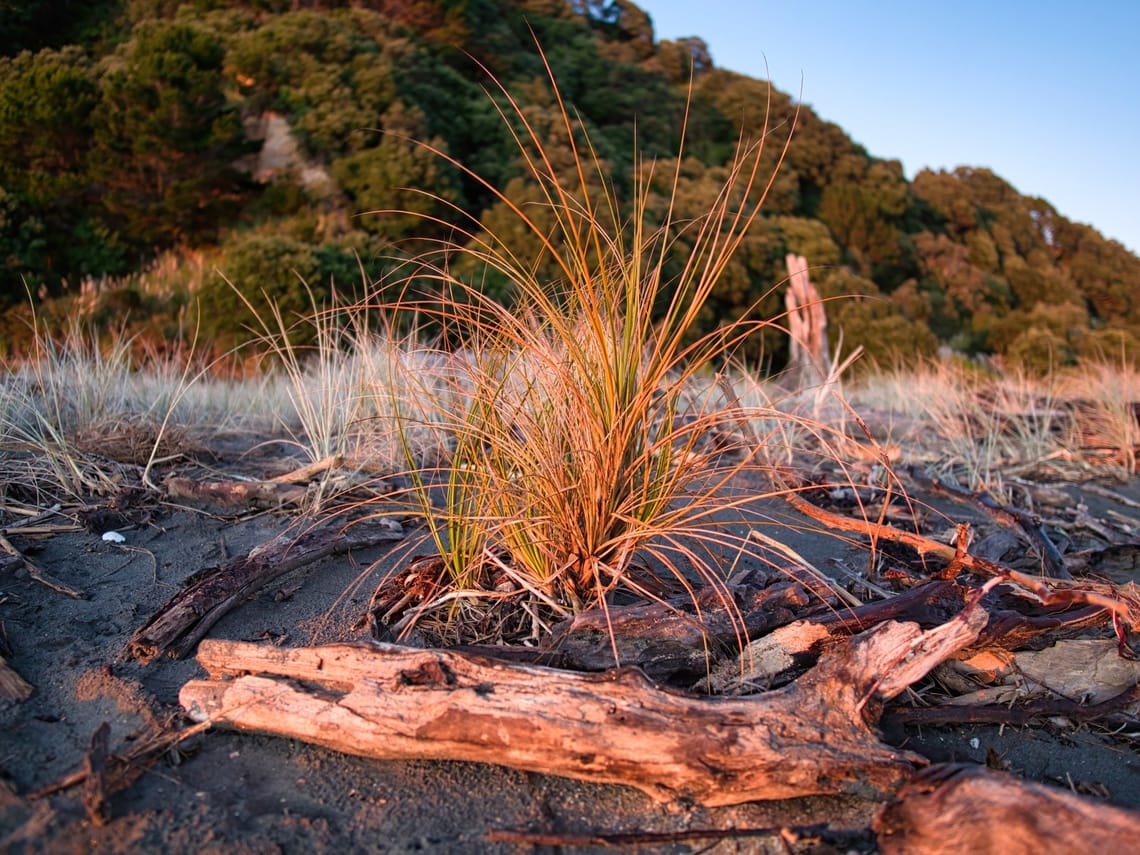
top-left (2, 0), bottom-right (1137, 371)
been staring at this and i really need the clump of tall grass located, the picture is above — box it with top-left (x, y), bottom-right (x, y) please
top-left (0, 312), bottom-right (278, 503)
top-left (359, 57), bottom-right (830, 642)
top-left (226, 280), bottom-right (460, 496)
top-left (848, 356), bottom-right (1140, 488)
top-left (1056, 358), bottom-right (1140, 473)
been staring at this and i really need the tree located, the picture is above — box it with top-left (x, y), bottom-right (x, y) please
top-left (0, 46), bottom-right (121, 296)
top-left (332, 101), bottom-right (462, 241)
top-left (90, 21), bottom-right (255, 249)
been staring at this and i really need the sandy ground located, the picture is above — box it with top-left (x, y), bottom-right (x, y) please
top-left (2, 443), bottom-right (1138, 853)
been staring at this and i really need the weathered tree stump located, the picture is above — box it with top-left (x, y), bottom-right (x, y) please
top-left (784, 252), bottom-right (831, 392)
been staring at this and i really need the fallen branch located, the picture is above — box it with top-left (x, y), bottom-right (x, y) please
top-left (542, 578), bottom-right (820, 680)
top-left (29, 718), bottom-right (212, 801)
top-left (873, 763), bottom-right (1140, 854)
top-left (885, 683), bottom-right (1140, 729)
top-left (783, 490), bottom-right (1140, 631)
top-left (129, 515), bottom-right (404, 662)
top-left (920, 472), bottom-right (1071, 580)
top-left (181, 602), bottom-right (988, 806)
top-left (486, 822), bottom-right (866, 849)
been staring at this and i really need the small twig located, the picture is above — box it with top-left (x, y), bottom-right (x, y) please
top-left (886, 683), bottom-right (1140, 728)
top-left (268, 455), bottom-right (345, 484)
top-left (924, 474), bottom-right (1072, 580)
top-left (487, 822), bottom-right (866, 848)
top-left (0, 534), bottom-right (88, 599)
top-left (29, 719), bottom-right (212, 800)
top-left (1083, 483), bottom-right (1140, 510)
top-left (82, 722), bottom-right (111, 826)
top-left (0, 524), bottom-right (84, 536)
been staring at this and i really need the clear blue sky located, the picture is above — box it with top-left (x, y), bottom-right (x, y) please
top-left (637, 1), bottom-right (1140, 255)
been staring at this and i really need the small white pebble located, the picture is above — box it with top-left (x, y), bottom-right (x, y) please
top-left (101, 531), bottom-right (126, 543)
top-left (969, 737), bottom-right (980, 749)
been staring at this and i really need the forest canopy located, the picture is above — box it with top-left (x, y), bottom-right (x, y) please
top-left (2, 0), bottom-right (1137, 371)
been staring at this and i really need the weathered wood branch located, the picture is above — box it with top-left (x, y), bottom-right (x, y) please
top-left (873, 763), bottom-right (1140, 854)
top-left (783, 490), bottom-right (1140, 630)
top-left (128, 516), bottom-right (403, 662)
top-left (541, 579), bottom-right (822, 680)
top-left (163, 475), bottom-right (308, 509)
top-left (0, 655), bottom-right (33, 702)
top-left (919, 472), bottom-right (1071, 580)
top-left (885, 683), bottom-right (1140, 729)
top-left (81, 722), bottom-right (111, 826)
top-left (0, 533), bottom-right (88, 599)
top-left (180, 602), bottom-right (987, 806)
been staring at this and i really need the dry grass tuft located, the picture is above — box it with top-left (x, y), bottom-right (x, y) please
top-left (848, 357), bottom-right (1140, 489)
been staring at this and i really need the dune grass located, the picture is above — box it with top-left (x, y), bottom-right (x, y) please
top-left (847, 357), bottom-right (1140, 491)
top-left (324, 53), bottom-right (840, 644)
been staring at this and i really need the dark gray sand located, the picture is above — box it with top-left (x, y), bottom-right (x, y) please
top-left (2, 461), bottom-right (1138, 853)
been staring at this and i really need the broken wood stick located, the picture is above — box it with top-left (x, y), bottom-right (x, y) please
top-left (81, 722), bottom-right (111, 826)
top-left (486, 822), bottom-right (865, 849)
top-left (919, 472), bottom-right (1071, 580)
top-left (163, 475), bottom-right (308, 509)
top-left (129, 515), bottom-right (404, 662)
top-left (0, 533), bottom-right (87, 599)
top-left (0, 655), bottom-right (33, 703)
top-left (181, 602), bottom-right (988, 806)
top-left (782, 490), bottom-right (1140, 630)
top-left (873, 763), bottom-right (1140, 854)
top-left (884, 683), bottom-right (1140, 729)
top-left (543, 578), bottom-right (821, 680)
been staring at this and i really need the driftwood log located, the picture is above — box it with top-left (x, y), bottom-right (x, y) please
top-left (180, 600), bottom-right (987, 806)
top-left (874, 763), bottom-right (1140, 854)
top-left (129, 516), bottom-right (403, 662)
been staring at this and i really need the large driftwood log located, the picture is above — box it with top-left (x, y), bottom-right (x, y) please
top-left (129, 516), bottom-right (403, 662)
top-left (180, 603), bottom-right (987, 806)
top-left (873, 763), bottom-right (1140, 854)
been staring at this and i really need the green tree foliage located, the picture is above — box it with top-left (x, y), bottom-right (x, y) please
top-left (90, 21), bottom-right (255, 249)
top-left (226, 10), bottom-right (398, 155)
top-left (195, 232), bottom-right (360, 349)
top-left (332, 102), bottom-right (462, 241)
top-left (0, 46), bottom-right (119, 298)
top-left (3, 0), bottom-right (1138, 371)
